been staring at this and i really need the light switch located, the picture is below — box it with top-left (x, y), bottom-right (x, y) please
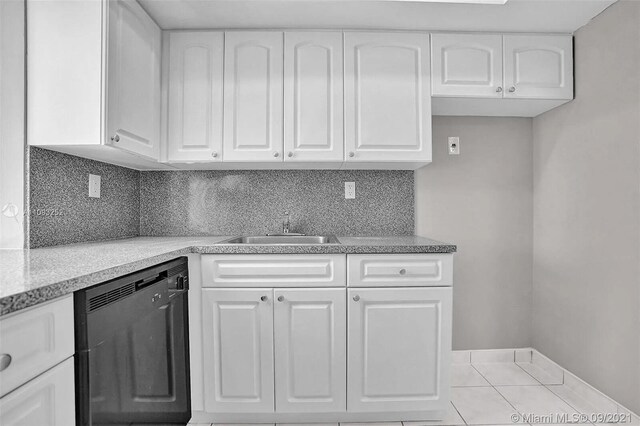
top-left (89, 174), bottom-right (101, 198)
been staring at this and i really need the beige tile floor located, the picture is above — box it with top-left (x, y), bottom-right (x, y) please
top-left (191, 362), bottom-right (639, 426)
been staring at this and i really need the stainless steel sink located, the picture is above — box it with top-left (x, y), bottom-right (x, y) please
top-left (218, 235), bottom-right (341, 245)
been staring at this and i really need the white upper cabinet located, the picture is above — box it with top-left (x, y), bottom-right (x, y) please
top-left (273, 289), bottom-right (346, 413)
top-left (223, 32), bottom-right (284, 162)
top-left (344, 32), bottom-right (432, 164)
top-left (431, 34), bottom-right (503, 98)
top-left (284, 32), bottom-right (344, 163)
top-left (27, 0), bottom-right (165, 168)
top-left (166, 32), bottom-right (224, 162)
top-left (106, 0), bottom-right (161, 159)
top-left (503, 35), bottom-right (573, 100)
top-left (431, 33), bottom-right (573, 117)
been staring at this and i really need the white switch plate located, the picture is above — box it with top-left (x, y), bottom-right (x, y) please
top-left (345, 182), bottom-right (356, 199)
top-left (89, 174), bottom-right (101, 198)
top-left (448, 137), bottom-right (460, 155)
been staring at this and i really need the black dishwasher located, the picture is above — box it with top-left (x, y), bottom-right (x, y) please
top-left (75, 257), bottom-right (191, 426)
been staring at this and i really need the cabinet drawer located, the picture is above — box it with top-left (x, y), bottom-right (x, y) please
top-left (202, 254), bottom-right (346, 287)
top-left (347, 254), bottom-right (452, 287)
top-left (0, 296), bottom-right (74, 397)
top-left (0, 357), bottom-right (75, 426)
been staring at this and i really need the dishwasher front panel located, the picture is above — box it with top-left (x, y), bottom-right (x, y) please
top-left (75, 257), bottom-right (191, 426)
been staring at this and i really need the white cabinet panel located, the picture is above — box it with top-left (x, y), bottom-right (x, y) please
top-left (347, 287), bottom-right (451, 413)
top-left (0, 296), bottom-right (74, 398)
top-left (347, 254), bottom-right (453, 287)
top-left (167, 32), bottom-right (224, 162)
top-left (431, 34), bottom-right (503, 98)
top-left (274, 289), bottom-right (346, 413)
top-left (503, 35), bottom-right (573, 100)
top-left (344, 32), bottom-right (431, 163)
top-left (202, 289), bottom-right (274, 413)
top-left (223, 32), bottom-right (284, 162)
top-left (0, 358), bottom-right (75, 426)
top-left (27, 0), bottom-right (103, 147)
top-left (284, 32), bottom-right (344, 162)
top-left (106, 0), bottom-right (161, 159)
top-left (202, 254), bottom-right (346, 288)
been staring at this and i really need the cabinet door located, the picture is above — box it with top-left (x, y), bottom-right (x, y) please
top-left (284, 32), bottom-right (343, 163)
top-left (202, 289), bottom-right (274, 413)
top-left (347, 287), bottom-right (451, 412)
top-left (503, 35), bottom-right (573, 100)
top-left (106, 0), bottom-right (161, 159)
top-left (273, 289), bottom-right (346, 413)
top-left (0, 358), bottom-right (75, 426)
top-left (223, 32), bottom-right (284, 162)
top-left (167, 32), bottom-right (224, 162)
top-left (344, 32), bottom-right (431, 163)
top-left (431, 34), bottom-right (503, 98)
top-left (0, 296), bottom-right (74, 398)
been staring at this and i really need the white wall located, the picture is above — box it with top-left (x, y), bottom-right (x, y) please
top-left (0, 0), bottom-right (25, 248)
top-left (532, 0), bottom-right (640, 413)
top-left (416, 116), bottom-right (533, 350)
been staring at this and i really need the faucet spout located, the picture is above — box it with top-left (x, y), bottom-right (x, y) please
top-left (282, 211), bottom-right (290, 234)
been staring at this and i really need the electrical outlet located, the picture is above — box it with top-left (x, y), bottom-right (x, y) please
top-left (448, 137), bottom-right (460, 155)
top-left (345, 182), bottom-right (355, 199)
top-left (89, 174), bottom-right (101, 198)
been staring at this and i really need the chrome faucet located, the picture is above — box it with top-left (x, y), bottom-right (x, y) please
top-left (282, 211), bottom-right (290, 234)
top-left (266, 211), bottom-right (305, 236)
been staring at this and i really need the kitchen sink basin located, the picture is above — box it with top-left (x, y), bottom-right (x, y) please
top-left (218, 235), bottom-right (341, 245)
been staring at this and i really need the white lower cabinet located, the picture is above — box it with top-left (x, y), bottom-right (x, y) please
top-left (196, 254), bottom-right (453, 423)
top-left (274, 289), bottom-right (346, 413)
top-left (202, 288), bottom-right (275, 413)
top-left (0, 352), bottom-right (75, 426)
top-left (347, 287), bottom-right (452, 413)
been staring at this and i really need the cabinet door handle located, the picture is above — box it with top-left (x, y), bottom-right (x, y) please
top-left (277, 295), bottom-right (285, 302)
top-left (212, 151), bottom-right (218, 158)
top-left (348, 151), bottom-right (355, 158)
top-left (287, 151), bottom-right (293, 158)
top-left (508, 86), bottom-right (516, 93)
top-left (399, 268), bottom-right (407, 275)
top-left (273, 152), bottom-right (280, 158)
top-left (353, 295), bottom-right (360, 302)
top-left (496, 86), bottom-right (503, 93)
top-left (0, 354), bottom-right (12, 372)
top-left (110, 134), bottom-right (120, 143)
top-left (260, 295), bottom-right (268, 302)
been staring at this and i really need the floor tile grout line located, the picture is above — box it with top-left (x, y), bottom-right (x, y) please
top-left (470, 362), bottom-right (524, 419)
top-left (543, 381), bottom-right (608, 419)
top-left (450, 400), bottom-right (469, 426)
top-left (514, 361), bottom-right (545, 386)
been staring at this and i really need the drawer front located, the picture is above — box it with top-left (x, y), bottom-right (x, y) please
top-left (202, 254), bottom-right (347, 287)
top-left (0, 296), bottom-right (74, 397)
top-left (0, 357), bottom-right (75, 426)
top-left (347, 254), bottom-right (453, 287)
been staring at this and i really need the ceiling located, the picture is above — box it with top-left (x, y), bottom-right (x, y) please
top-left (139, 0), bottom-right (616, 33)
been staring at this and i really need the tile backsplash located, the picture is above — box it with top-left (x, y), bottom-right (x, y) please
top-left (140, 170), bottom-right (414, 236)
top-left (29, 147), bottom-right (141, 248)
top-left (28, 149), bottom-right (414, 247)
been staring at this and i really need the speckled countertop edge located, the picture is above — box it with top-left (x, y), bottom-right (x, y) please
top-left (0, 236), bottom-right (456, 317)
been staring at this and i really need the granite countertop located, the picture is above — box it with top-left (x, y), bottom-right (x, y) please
top-left (0, 235), bottom-right (456, 317)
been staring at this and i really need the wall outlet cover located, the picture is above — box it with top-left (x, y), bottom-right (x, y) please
top-left (345, 182), bottom-right (356, 199)
top-left (89, 174), bottom-right (101, 198)
top-left (448, 137), bottom-right (460, 155)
